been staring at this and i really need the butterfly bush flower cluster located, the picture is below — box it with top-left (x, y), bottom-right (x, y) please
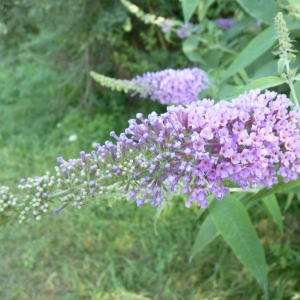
top-left (131, 68), bottom-right (208, 105)
top-left (13, 89), bottom-right (300, 222)
top-left (90, 68), bottom-right (209, 106)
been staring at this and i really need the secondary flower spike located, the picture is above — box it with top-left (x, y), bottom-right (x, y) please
top-left (131, 68), bottom-right (208, 105)
top-left (90, 68), bottom-right (208, 106)
top-left (14, 89), bottom-right (300, 223)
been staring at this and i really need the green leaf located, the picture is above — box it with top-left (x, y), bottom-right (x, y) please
top-left (198, 0), bottom-right (215, 22)
top-left (262, 195), bottom-right (284, 234)
top-left (190, 214), bottom-right (219, 261)
top-left (202, 49), bottom-right (223, 69)
top-left (294, 73), bottom-right (300, 81)
top-left (235, 0), bottom-right (279, 24)
top-left (238, 69), bottom-right (249, 83)
top-left (246, 178), bottom-right (300, 203)
top-left (252, 59), bottom-right (278, 80)
top-left (209, 195), bottom-right (268, 297)
top-left (222, 25), bottom-right (277, 81)
top-left (290, 81), bottom-right (300, 106)
top-left (287, 0), bottom-right (300, 11)
top-left (277, 57), bottom-right (287, 76)
top-left (225, 76), bottom-right (285, 99)
top-left (182, 35), bottom-right (204, 63)
top-left (232, 74), bottom-right (245, 86)
top-left (284, 193), bottom-right (294, 211)
top-left (286, 15), bottom-right (300, 30)
top-left (182, 0), bottom-right (199, 23)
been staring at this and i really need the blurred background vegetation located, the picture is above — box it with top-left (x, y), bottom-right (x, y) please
top-left (0, 0), bottom-right (299, 299)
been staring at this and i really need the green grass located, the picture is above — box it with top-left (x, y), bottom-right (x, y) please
top-left (1, 196), bottom-right (300, 300)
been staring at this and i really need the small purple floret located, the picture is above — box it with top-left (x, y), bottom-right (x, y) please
top-left (54, 203), bottom-right (68, 215)
top-left (214, 18), bottom-right (235, 29)
top-left (177, 22), bottom-right (194, 39)
top-left (89, 181), bottom-right (96, 187)
top-left (136, 198), bottom-right (144, 206)
top-left (20, 178), bottom-right (26, 185)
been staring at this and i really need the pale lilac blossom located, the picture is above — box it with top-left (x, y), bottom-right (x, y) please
top-left (131, 68), bottom-right (208, 105)
top-left (17, 90), bottom-right (300, 220)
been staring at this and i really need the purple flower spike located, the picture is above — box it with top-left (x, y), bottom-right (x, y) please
top-left (28, 89), bottom-right (300, 214)
top-left (109, 89), bottom-right (300, 208)
top-left (131, 68), bottom-right (208, 105)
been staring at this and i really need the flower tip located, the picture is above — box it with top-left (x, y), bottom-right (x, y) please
top-left (57, 157), bottom-right (64, 164)
top-left (53, 209), bottom-right (60, 215)
top-left (136, 113), bottom-right (143, 119)
top-left (185, 200), bottom-right (192, 208)
top-left (20, 178), bottom-right (26, 185)
top-left (136, 199), bottom-right (144, 206)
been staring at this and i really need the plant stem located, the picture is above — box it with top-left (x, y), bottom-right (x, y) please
top-left (229, 188), bottom-right (258, 193)
top-left (285, 58), bottom-right (300, 109)
top-left (48, 175), bottom-right (112, 201)
top-left (289, 82), bottom-right (299, 109)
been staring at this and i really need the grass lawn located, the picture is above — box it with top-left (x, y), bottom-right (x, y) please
top-left (1, 195), bottom-right (300, 300)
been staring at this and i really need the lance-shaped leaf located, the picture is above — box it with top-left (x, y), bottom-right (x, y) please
top-left (189, 214), bottom-right (219, 262)
top-left (287, 0), bottom-right (300, 11)
top-left (290, 81), bottom-right (300, 105)
top-left (182, 35), bottom-right (205, 63)
top-left (284, 193), bottom-right (295, 211)
top-left (198, 0), bottom-right (215, 22)
top-left (225, 76), bottom-right (285, 99)
top-left (182, 0), bottom-right (199, 23)
top-left (262, 195), bottom-right (283, 234)
top-left (221, 25), bottom-right (277, 81)
top-left (235, 0), bottom-right (279, 25)
top-left (222, 16), bottom-right (300, 82)
top-left (277, 57), bottom-right (287, 76)
top-left (246, 178), bottom-right (300, 203)
top-left (209, 195), bottom-right (268, 297)
top-left (294, 74), bottom-right (300, 81)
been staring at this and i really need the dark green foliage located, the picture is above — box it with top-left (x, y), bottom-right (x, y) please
top-left (0, 0), bottom-right (180, 186)
top-left (0, 0), bottom-right (184, 139)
